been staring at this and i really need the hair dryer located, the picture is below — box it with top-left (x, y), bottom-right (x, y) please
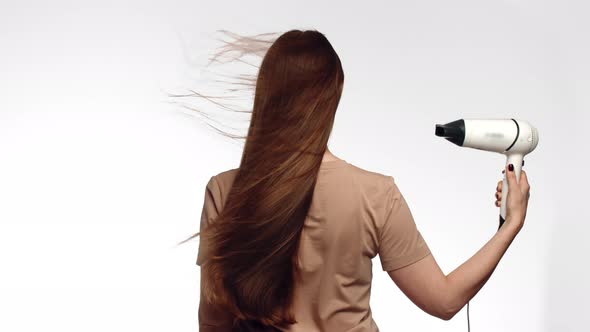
top-left (435, 118), bottom-right (539, 229)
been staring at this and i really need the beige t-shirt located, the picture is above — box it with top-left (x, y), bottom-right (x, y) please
top-left (197, 159), bottom-right (431, 332)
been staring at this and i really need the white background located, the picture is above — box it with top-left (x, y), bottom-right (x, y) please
top-left (1, 1), bottom-right (588, 331)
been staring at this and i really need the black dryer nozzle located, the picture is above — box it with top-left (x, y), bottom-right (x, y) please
top-left (434, 119), bottom-right (465, 146)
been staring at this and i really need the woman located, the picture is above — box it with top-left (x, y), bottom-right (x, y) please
top-left (183, 29), bottom-right (531, 331)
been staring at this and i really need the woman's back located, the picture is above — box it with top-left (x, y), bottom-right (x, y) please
top-left (198, 159), bottom-right (431, 331)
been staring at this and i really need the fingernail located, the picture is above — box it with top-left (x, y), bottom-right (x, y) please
top-left (508, 164), bottom-right (514, 172)
top-left (502, 170), bottom-right (505, 174)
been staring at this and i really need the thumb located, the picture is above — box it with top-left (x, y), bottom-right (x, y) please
top-left (505, 163), bottom-right (517, 190)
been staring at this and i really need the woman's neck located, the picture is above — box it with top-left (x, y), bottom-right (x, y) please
top-left (322, 148), bottom-right (341, 162)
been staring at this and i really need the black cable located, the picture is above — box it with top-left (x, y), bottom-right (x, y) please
top-left (467, 302), bottom-right (471, 332)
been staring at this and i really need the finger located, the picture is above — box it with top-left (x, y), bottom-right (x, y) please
top-left (519, 170), bottom-right (529, 189)
top-left (505, 163), bottom-right (517, 190)
top-left (497, 180), bottom-right (502, 192)
top-left (495, 200), bottom-right (501, 207)
top-left (495, 191), bottom-right (501, 200)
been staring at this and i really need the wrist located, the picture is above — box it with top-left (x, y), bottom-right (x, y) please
top-left (502, 216), bottom-right (523, 234)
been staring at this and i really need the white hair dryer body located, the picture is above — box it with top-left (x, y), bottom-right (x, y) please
top-left (435, 118), bottom-right (539, 228)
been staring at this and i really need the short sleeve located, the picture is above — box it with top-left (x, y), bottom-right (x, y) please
top-left (378, 176), bottom-right (431, 271)
top-left (196, 176), bottom-right (222, 266)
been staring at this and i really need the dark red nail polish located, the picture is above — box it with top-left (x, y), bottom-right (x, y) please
top-left (502, 170), bottom-right (505, 174)
top-left (508, 164), bottom-right (514, 172)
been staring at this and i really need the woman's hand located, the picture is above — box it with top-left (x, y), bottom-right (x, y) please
top-left (494, 164), bottom-right (531, 230)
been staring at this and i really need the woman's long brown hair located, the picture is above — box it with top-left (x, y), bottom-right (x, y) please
top-left (175, 29), bottom-right (344, 331)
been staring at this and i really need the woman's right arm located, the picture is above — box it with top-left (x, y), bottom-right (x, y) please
top-left (387, 165), bottom-right (530, 320)
top-left (388, 218), bottom-right (521, 320)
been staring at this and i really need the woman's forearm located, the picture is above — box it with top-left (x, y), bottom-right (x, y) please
top-left (443, 218), bottom-right (522, 318)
